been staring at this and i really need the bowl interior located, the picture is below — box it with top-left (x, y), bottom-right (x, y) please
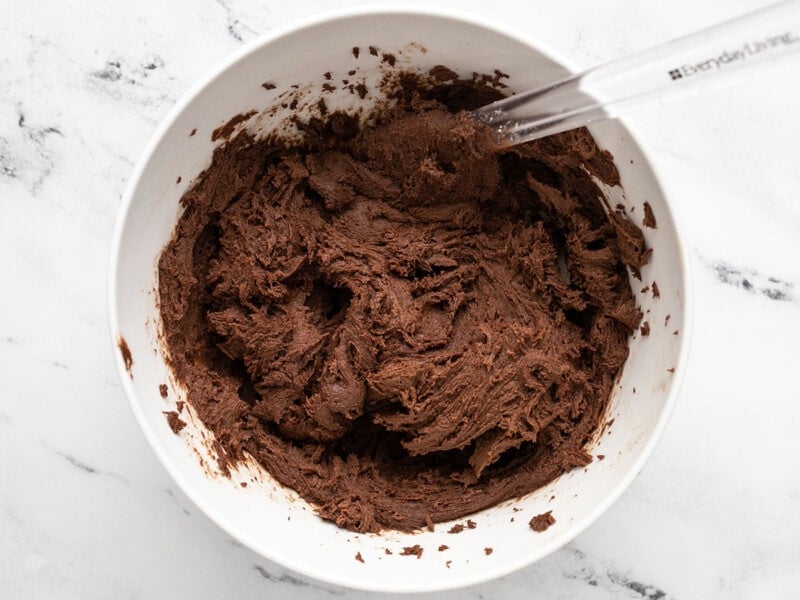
top-left (110, 8), bottom-right (688, 593)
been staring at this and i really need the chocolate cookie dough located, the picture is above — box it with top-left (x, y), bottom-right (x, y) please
top-left (158, 69), bottom-right (649, 533)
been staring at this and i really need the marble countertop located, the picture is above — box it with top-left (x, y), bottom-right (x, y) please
top-left (2, 0), bottom-right (799, 598)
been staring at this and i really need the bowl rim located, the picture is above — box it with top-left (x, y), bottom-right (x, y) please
top-left (108, 3), bottom-right (694, 593)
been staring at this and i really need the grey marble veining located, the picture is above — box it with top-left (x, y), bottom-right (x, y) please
top-left (1, 0), bottom-right (799, 598)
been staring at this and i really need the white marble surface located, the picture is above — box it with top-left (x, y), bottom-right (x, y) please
top-left (1, 0), bottom-right (799, 598)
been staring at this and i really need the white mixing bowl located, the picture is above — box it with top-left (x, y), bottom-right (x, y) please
top-left (109, 5), bottom-right (692, 592)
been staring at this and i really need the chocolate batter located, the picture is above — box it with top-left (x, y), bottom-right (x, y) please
top-left (158, 68), bottom-right (649, 533)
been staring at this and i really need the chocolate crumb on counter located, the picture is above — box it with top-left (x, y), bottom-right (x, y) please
top-left (261, 82), bottom-right (277, 90)
top-left (384, 548), bottom-right (392, 555)
top-left (640, 321), bottom-right (650, 336)
top-left (529, 510), bottom-right (556, 532)
top-left (352, 47), bottom-right (360, 58)
top-left (597, 454), bottom-right (605, 460)
top-left (438, 544), bottom-right (449, 552)
top-left (466, 519), bottom-right (477, 529)
top-left (484, 547), bottom-right (493, 555)
top-left (368, 45), bottom-right (378, 56)
top-left (381, 53), bottom-right (396, 67)
top-left (448, 523), bottom-right (464, 534)
top-left (355, 552), bottom-right (364, 563)
top-left (446, 560), bottom-right (452, 568)
top-left (159, 383), bottom-right (168, 398)
top-left (401, 545), bottom-right (423, 559)
top-left (189, 128), bottom-right (197, 136)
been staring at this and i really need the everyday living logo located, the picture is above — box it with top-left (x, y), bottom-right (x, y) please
top-left (668, 31), bottom-right (799, 80)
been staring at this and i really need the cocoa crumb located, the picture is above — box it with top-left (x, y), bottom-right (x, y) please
top-left (355, 552), bottom-right (364, 563)
top-left (164, 411), bottom-right (186, 434)
top-left (159, 383), bottom-right (168, 398)
top-left (401, 545), bottom-right (423, 559)
top-left (438, 544), bottom-right (448, 552)
top-left (529, 510), bottom-right (556, 532)
top-left (643, 201), bottom-right (657, 228)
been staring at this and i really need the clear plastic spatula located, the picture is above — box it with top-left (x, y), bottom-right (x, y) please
top-left (473, 0), bottom-right (800, 147)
